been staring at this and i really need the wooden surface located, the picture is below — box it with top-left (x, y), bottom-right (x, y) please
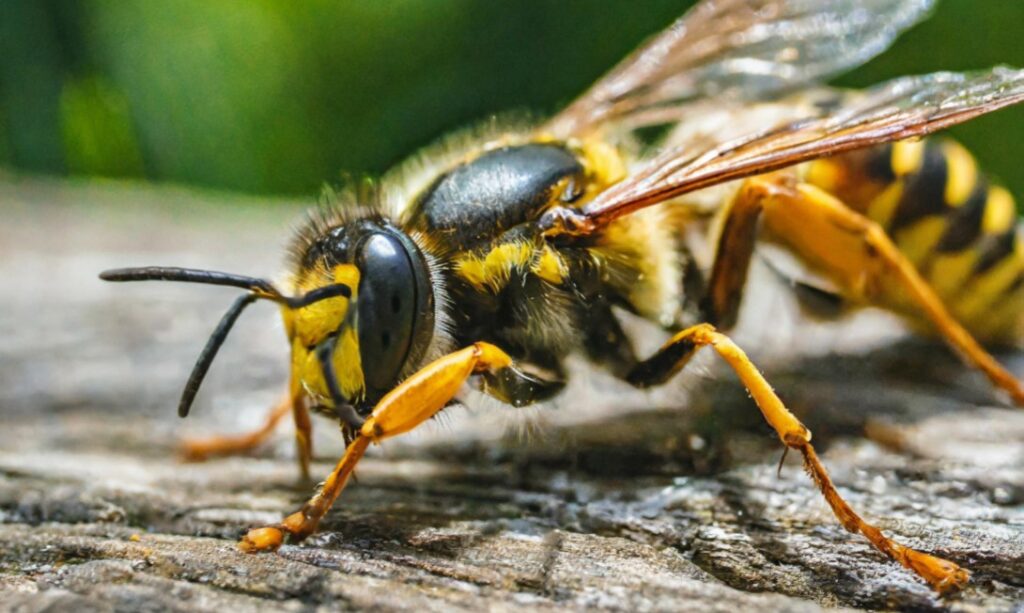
top-left (1, 176), bottom-right (1023, 612)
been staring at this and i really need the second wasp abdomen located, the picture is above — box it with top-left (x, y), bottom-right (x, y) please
top-left (807, 139), bottom-right (1024, 341)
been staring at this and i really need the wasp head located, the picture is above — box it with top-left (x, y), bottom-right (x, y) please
top-left (288, 216), bottom-right (435, 418)
top-left (99, 215), bottom-right (434, 425)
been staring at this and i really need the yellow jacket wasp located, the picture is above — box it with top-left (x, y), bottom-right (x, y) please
top-left (101, 0), bottom-right (1024, 593)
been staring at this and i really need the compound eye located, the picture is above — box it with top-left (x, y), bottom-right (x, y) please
top-left (356, 233), bottom-right (417, 393)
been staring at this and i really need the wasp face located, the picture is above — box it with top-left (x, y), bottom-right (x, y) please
top-left (288, 217), bottom-right (435, 414)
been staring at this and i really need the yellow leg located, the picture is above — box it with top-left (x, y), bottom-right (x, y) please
top-left (238, 342), bottom-right (515, 553)
top-left (735, 174), bottom-right (1024, 406)
top-left (630, 323), bottom-right (969, 594)
top-left (292, 395), bottom-right (313, 482)
top-left (702, 182), bottom-right (763, 329)
top-left (179, 394), bottom-right (291, 461)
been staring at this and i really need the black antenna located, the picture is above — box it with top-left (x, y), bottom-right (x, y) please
top-left (178, 293), bottom-right (258, 418)
top-left (316, 334), bottom-right (366, 429)
top-left (285, 284), bottom-right (351, 309)
top-left (100, 267), bottom-right (278, 295)
top-left (98, 266), bottom-right (351, 306)
top-left (100, 266), bottom-right (355, 418)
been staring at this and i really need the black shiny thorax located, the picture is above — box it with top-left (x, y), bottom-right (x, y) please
top-left (406, 143), bottom-right (584, 248)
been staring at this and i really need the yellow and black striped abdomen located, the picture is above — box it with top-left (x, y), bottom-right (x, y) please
top-left (807, 139), bottom-right (1024, 342)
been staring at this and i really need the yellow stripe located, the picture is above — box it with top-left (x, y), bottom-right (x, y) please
top-left (866, 181), bottom-right (903, 228)
top-left (891, 141), bottom-right (925, 176)
top-left (927, 249), bottom-right (979, 299)
top-left (982, 185), bottom-right (1016, 234)
top-left (972, 285), bottom-right (1024, 341)
top-left (942, 141), bottom-right (978, 207)
top-left (455, 242), bottom-right (534, 291)
top-left (894, 216), bottom-right (946, 267)
top-left (954, 254), bottom-right (1023, 322)
top-left (531, 245), bottom-right (567, 284)
top-left (805, 159), bottom-right (842, 193)
top-left (580, 139), bottom-right (627, 186)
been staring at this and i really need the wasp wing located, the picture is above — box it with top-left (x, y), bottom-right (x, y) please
top-left (543, 67), bottom-right (1024, 232)
top-left (545, 0), bottom-right (936, 138)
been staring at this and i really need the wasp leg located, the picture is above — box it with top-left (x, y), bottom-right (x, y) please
top-left (627, 323), bottom-right (969, 593)
top-left (178, 394), bottom-right (291, 462)
top-left (700, 181), bottom-right (764, 330)
top-left (708, 173), bottom-right (1024, 405)
top-left (291, 394), bottom-right (313, 482)
top-left (238, 342), bottom-right (560, 552)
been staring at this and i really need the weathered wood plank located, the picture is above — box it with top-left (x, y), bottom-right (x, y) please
top-left (1, 177), bottom-right (1022, 612)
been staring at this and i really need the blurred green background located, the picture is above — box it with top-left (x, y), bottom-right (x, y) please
top-left (1, 0), bottom-right (1022, 199)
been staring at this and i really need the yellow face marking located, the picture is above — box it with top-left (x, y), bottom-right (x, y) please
top-left (941, 141), bottom-right (978, 207)
top-left (291, 334), bottom-right (366, 406)
top-left (292, 339), bottom-right (327, 400)
top-left (285, 263), bottom-right (365, 406)
top-left (531, 246), bottom-right (567, 284)
top-left (455, 241), bottom-right (534, 291)
top-left (982, 185), bottom-right (1016, 234)
top-left (891, 141), bottom-right (925, 176)
top-left (285, 265), bottom-right (360, 347)
top-left (335, 325), bottom-right (365, 401)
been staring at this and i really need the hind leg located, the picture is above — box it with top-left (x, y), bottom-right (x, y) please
top-left (179, 394), bottom-right (291, 461)
top-left (706, 172), bottom-right (1024, 404)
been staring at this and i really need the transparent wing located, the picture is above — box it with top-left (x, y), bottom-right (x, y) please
top-left (544, 0), bottom-right (935, 138)
top-left (542, 68), bottom-right (1024, 233)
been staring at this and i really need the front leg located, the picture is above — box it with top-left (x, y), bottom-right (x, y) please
top-left (238, 342), bottom-right (561, 552)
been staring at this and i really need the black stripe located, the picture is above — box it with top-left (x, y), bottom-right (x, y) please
top-left (1001, 272), bottom-right (1024, 299)
top-left (1011, 274), bottom-right (1024, 294)
top-left (890, 142), bottom-right (948, 232)
top-left (974, 227), bottom-right (1019, 274)
top-left (864, 143), bottom-right (896, 183)
top-left (936, 180), bottom-right (989, 253)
